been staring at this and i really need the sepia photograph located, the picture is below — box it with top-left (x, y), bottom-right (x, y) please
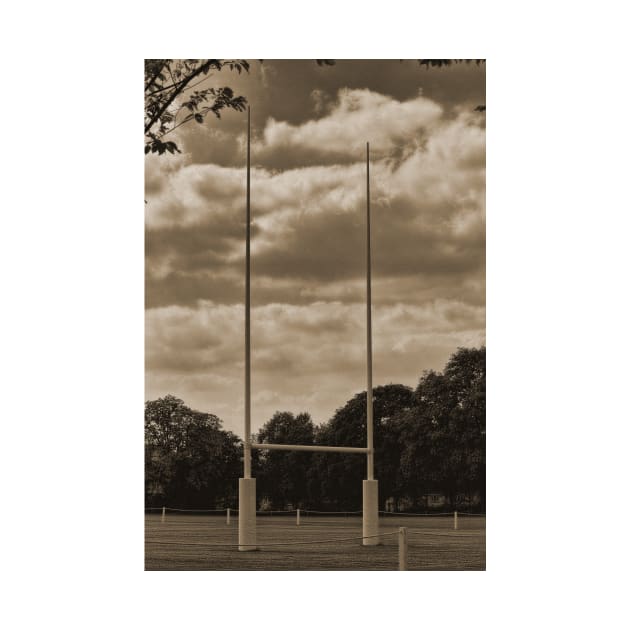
top-left (5, 1), bottom-right (629, 625)
top-left (144, 59), bottom-right (486, 570)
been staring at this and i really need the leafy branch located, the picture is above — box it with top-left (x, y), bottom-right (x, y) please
top-left (144, 59), bottom-right (250, 155)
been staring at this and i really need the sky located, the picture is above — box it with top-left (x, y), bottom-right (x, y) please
top-left (145, 59), bottom-right (486, 437)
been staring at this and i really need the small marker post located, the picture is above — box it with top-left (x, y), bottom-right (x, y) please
top-left (161, 506), bottom-right (166, 524)
top-left (454, 511), bottom-right (458, 530)
top-left (398, 527), bottom-right (408, 571)
top-left (227, 508), bottom-right (231, 525)
top-left (297, 508), bottom-right (301, 526)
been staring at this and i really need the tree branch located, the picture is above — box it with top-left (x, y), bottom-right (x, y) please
top-left (144, 60), bottom-right (214, 135)
top-left (144, 60), bottom-right (169, 93)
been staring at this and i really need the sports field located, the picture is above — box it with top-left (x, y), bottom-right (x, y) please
top-left (145, 512), bottom-right (485, 571)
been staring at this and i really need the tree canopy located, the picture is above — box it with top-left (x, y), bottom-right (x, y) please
top-left (253, 411), bottom-right (315, 508)
top-left (145, 347), bottom-right (485, 511)
top-left (145, 395), bottom-right (241, 508)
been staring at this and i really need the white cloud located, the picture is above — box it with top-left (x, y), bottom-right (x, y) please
top-left (145, 105), bottom-right (485, 293)
top-left (145, 84), bottom-right (485, 432)
top-left (145, 298), bottom-right (485, 434)
top-left (256, 88), bottom-right (443, 158)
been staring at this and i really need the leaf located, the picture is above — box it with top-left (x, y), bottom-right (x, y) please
top-left (194, 113), bottom-right (203, 123)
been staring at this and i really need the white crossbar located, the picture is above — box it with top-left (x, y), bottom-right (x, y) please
top-left (251, 443), bottom-right (370, 454)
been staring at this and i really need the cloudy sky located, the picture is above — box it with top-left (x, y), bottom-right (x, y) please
top-left (145, 60), bottom-right (486, 437)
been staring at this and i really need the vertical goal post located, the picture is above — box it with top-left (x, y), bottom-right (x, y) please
top-left (362, 141), bottom-right (379, 546)
top-left (238, 109), bottom-right (379, 549)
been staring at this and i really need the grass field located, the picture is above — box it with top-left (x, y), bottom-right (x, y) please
top-left (145, 513), bottom-right (485, 571)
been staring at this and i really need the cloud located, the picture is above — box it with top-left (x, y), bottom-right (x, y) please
top-left (145, 77), bottom-right (485, 435)
top-left (253, 88), bottom-right (443, 164)
top-left (145, 298), bottom-right (485, 433)
top-left (145, 102), bottom-right (485, 308)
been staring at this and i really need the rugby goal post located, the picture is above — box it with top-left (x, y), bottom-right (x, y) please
top-left (238, 108), bottom-right (378, 550)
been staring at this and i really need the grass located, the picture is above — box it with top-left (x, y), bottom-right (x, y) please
top-left (145, 513), bottom-right (485, 571)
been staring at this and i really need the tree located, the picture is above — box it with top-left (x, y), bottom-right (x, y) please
top-left (312, 384), bottom-right (414, 509)
top-left (254, 411), bottom-right (314, 509)
top-left (144, 395), bottom-right (242, 507)
top-left (144, 348), bottom-right (485, 511)
top-left (144, 59), bottom-right (250, 156)
top-left (393, 406), bottom-right (436, 506)
top-left (254, 411), bottom-right (315, 509)
top-left (403, 346), bottom-right (486, 509)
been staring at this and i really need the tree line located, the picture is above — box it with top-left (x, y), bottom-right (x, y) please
top-left (145, 346), bottom-right (485, 511)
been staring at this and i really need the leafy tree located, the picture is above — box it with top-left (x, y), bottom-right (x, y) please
top-left (254, 411), bottom-right (315, 509)
top-left (312, 384), bottom-right (413, 509)
top-left (144, 59), bottom-right (250, 156)
top-left (402, 346), bottom-right (486, 509)
top-left (393, 407), bottom-right (436, 507)
top-left (144, 395), bottom-right (242, 507)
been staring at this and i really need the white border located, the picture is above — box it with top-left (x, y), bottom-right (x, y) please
top-left (3, 1), bottom-right (629, 628)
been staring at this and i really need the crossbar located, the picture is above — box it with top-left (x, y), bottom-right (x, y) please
top-left (251, 443), bottom-right (370, 454)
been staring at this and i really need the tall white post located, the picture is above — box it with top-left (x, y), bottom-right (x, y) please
top-left (226, 507), bottom-right (231, 525)
top-left (244, 105), bottom-right (252, 481)
top-left (362, 142), bottom-right (379, 545)
top-left (454, 510), bottom-right (458, 530)
top-left (239, 106), bottom-right (256, 551)
top-left (297, 508), bottom-right (301, 526)
top-left (366, 141), bottom-right (374, 482)
top-left (161, 506), bottom-right (165, 524)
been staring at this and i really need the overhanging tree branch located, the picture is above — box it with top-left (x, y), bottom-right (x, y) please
top-left (144, 59), bottom-right (250, 155)
top-left (145, 60), bottom-right (215, 134)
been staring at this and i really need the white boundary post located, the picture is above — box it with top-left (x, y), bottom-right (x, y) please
top-left (362, 141), bottom-right (379, 546)
top-left (454, 510), bottom-right (458, 530)
top-left (226, 508), bottom-right (231, 525)
top-left (297, 508), bottom-right (300, 526)
top-left (398, 527), bottom-right (408, 570)
top-left (161, 506), bottom-right (165, 523)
